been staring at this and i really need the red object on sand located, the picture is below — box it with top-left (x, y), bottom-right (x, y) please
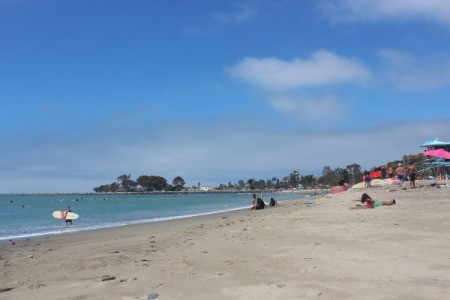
top-left (329, 185), bottom-right (347, 194)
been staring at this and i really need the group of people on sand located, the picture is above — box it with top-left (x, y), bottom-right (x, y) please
top-left (394, 163), bottom-right (417, 188)
top-left (404, 164), bottom-right (417, 188)
top-left (248, 188), bottom-right (396, 211)
top-left (365, 163), bottom-right (417, 189)
top-left (248, 191), bottom-right (395, 210)
top-left (250, 193), bottom-right (277, 210)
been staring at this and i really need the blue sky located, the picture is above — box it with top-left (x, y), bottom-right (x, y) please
top-left (1, 0), bottom-right (450, 193)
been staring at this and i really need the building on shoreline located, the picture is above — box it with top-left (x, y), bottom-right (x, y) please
top-left (422, 138), bottom-right (450, 152)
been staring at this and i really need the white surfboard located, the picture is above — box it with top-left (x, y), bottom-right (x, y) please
top-left (52, 210), bottom-right (79, 220)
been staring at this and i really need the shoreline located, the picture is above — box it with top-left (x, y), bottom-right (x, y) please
top-left (0, 192), bottom-right (315, 243)
top-left (0, 189), bottom-right (320, 196)
top-left (0, 202), bottom-right (280, 245)
top-left (2, 199), bottom-right (278, 246)
top-left (0, 205), bottom-right (252, 244)
top-left (2, 185), bottom-right (449, 299)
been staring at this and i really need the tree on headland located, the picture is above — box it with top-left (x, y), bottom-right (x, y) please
top-left (93, 182), bottom-right (120, 193)
top-left (266, 179), bottom-right (274, 190)
top-left (255, 179), bottom-right (266, 190)
top-left (94, 161), bottom-right (368, 193)
top-left (316, 164), bottom-right (363, 186)
top-left (318, 166), bottom-right (339, 186)
top-left (271, 177), bottom-right (281, 189)
top-left (137, 175), bottom-right (152, 191)
top-left (300, 175), bottom-right (316, 188)
top-left (402, 154), bottom-right (423, 166)
top-left (282, 176), bottom-right (290, 188)
top-left (117, 174), bottom-right (138, 192)
top-left (247, 178), bottom-right (256, 190)
top-left (346, 163), bottom-right (362, 185)
top-left (334, 167), bottom-right (347, 183)
top-left (172, 176), bottom-right (186, 191)
top-left (237, 180), bottom-right (245, 190)
top-left (94, 174), bottom-right (168, 193)
top-left (137, 175), bottom-right (168, 191)
top-left (289, 170), bottom-right (300, 188)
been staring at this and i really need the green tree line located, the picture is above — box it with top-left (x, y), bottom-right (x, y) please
top-left (94, 154), bottom-right (428, 193)
top-left (94, 174), bottom-right (186, 193)
top-left (93, 163), bottom-right (366, 193)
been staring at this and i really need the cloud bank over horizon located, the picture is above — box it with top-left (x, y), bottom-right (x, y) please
top-left (2, 115), bottom-right (449, 193)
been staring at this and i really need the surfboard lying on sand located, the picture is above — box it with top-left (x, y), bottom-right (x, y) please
top-left (52, 211), bottom-right (79, 220)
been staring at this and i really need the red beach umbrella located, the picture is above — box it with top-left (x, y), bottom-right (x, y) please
top-left (421, 148), bottom-right (450, 159)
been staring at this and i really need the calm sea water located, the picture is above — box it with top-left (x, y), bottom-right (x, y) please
top-left (0, 192), bottom-right (307, 241)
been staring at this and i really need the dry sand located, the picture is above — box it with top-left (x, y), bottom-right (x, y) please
top-left (1, 182), bottom-right (450, 299)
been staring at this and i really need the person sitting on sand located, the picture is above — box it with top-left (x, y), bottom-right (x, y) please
top-left (350, 193), bottom-right (396, 209)
top-left (250, 193), bottom-right (257, 210)
top-left (255, 197), bottom-right (266, 210)
top-left (269, 197), bottom-right (277, 207)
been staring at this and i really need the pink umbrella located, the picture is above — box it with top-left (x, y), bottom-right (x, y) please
top-left (421, 148), bottom-right (450, 159)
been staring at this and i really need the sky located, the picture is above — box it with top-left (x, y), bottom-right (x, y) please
top-left (1, 0), bottom-right (450, 193)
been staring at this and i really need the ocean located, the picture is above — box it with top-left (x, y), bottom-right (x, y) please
top-left (0, 192), bottom-right (308, 241)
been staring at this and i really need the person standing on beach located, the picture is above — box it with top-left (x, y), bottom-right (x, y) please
top-left (395, 164), bottom-right (406, 188)
top-left (386, 166), bottom-right (393, 178)
top-left (408, 165), bottom-right (416, 188)
top-left (65, 206), bottom-right (73, 225)
top-left (381, 166), bottom-right (386, 179)
top-left (364, 171), bottom-right (371, 188)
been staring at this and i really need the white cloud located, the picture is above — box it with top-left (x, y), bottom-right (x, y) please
top-left (1, 115), bottom-right (449, 193)
top-left (213, 3), bottom-right (258, 24)
top-left (227, 50), bottom-right (371, 90)
top-left (378, 49), bottom-right (450, 90)
top-left (183, 3), bottom-right (257, 36)
top-left (268, 95), bottom-right (345, 122)
top-left (320, 0), bottom-right (450, 24)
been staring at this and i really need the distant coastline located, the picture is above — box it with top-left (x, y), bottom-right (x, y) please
top-left (0, 189), bottom-right (321, 197)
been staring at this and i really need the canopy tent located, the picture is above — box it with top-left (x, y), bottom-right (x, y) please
top-left (417, 148), bottom-right (450, 180)
top-left (422, 139), bottom-right (450, 152)
top-left (421, 139), bottom-right (450, 148)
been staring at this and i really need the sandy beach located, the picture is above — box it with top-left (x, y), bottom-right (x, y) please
top-left (1, 182), bottom-right (450, 299)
